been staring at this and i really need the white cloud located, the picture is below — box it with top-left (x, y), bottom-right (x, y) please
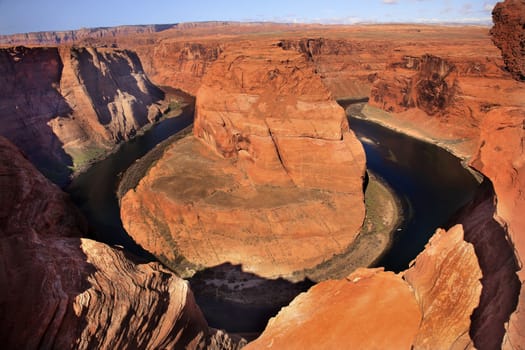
top-left (383, 0), bottom-right (398, 4)
top-left (484, 3), bottom-right (495, 12)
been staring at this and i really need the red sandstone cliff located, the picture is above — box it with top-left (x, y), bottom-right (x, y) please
top-left (0, 46), bottom-right (166, 184)
top-left (0, 136), bottom-right (238, 349)
top-left (120, 40), bottom-right (366, 280)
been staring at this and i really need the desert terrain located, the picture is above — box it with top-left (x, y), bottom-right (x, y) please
top-left (0, 0), bottom-right (524, 348)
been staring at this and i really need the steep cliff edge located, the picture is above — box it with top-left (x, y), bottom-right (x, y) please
top-left (277, 38), bottom-right (387, 100)
top-left (0, 46), bottom-right (166, 185)
top-left (136, 40), bottom-right (223, 95)
top-left (247, 225), bottom-right (481, 349)
top-left (120, 41), bottom-right (366, 282)
top-left (0, 136), bottom-right (240, 349)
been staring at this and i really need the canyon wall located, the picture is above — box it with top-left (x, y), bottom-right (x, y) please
top-left (120, 40), bottom-right (366, 280)
top-left (135, 40), bottom-right (223, 95)
top-left (0, 136), bottom-right (242, 349)
top-left (277, 38), bottom-right (388, 100)
top-left (0, 45), bottom-right (166, 184)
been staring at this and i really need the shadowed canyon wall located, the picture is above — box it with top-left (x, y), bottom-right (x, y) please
top-left (0, 45), bottom-right (166, 184)
top-left (0, 136), bottom-right (233, 349)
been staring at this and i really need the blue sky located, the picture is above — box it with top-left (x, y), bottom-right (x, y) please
top-left (0, 0), bottom-right (496, 35)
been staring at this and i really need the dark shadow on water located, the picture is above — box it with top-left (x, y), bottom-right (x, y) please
top-left (189, 263), bottom-right (314, 333)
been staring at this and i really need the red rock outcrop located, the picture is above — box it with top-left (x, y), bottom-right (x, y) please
top-left (403, 225), bottom-right (482, 349)
top-left (0, 136), bottom-right (230, 349)
top-left (490, 0), bottom-right (525, 81)
top-left (359, 25), bottom-right (524, 349)
top-left (277, 38), bottom-right (386, 100)
top-left (136, 40), bottom-right (223, 95)
top-left (247, 225), bottom-right (481, 349)
top-left (469, 107), bottom-right (525, 349)
top-left (0, 45), bottom-right (166, 184)
top-left (120, 41), bottom-right (366, 280)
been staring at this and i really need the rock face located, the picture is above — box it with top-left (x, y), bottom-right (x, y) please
top-left (137, 41), bottom-right (223, 95)
top-left (0, 46), bottom-right (165, 184)
top-left (469, 107), bottom-right (525, 349)
top-left (120, 41), bottom-right (366, 280)
top-left (372, 54), bottom-right (462, 116)
top-left (247, 225), bottom-right (481, 349)
top-left (0, 136), bottom-right (217, 349)
top-left (361, 25), bottom-right (524, 349)
top-left (490, 0), bottom-right (525, 81)
top-left (403, 226), bottom-right (482, 349)
top-left (277, 38), bottom-right (385, 100)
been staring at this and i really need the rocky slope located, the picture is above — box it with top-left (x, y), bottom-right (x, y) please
top-left (120, 40), bottom-right (366, 281)
top-left (0, 136), bottom-right (243, 349)
top-left (0, 45), bottom-right (166, 185)
top-left (247, 225), bottom-right (481, 349)
top-left (490, 0), bottom-right (525, 81)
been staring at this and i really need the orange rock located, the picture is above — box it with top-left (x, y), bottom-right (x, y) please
top-left (245, 268), bottom-right (421, 350)
top-left (404, 225), bottom-right (482, 349)
top-left (247, 225), bottom-right (481, 349)
top-left (469, 107), bottom-right (525, 349)
top-left (120, 41), bottom-right (366, 280)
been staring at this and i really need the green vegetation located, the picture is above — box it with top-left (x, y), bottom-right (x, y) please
top-left (68, 146), bottom-right (108, 173)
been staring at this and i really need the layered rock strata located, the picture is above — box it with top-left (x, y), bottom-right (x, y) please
top-left (120, 41), bottom-right (366, 280)
top-left (247, 225), bottom-right (481, 349)
top-left (0, 46), bottom-right (166, 184)
top-left (0, 136), bottom-right (230, 349)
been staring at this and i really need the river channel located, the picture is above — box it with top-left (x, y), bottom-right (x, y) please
top-left (67, 102), bottom-right (481, 332)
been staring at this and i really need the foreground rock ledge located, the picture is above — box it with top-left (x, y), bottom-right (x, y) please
top-left (120, 41), bottom-right (366, 280)
top-left (247, 225), bottom-right (482, 349)
top-left (0, 136), bottom-right (238, 349)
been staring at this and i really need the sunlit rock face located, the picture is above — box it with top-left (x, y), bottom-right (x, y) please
top-left (120, 41), bottom-right (366, 280)
top-left (247, 226), bottom-right (481, 350)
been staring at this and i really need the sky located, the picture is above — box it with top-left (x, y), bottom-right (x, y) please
top-left (0, 0), bottom-right (496, 35)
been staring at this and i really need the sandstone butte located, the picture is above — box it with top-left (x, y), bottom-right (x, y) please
top-left (0, 135), bottom-right (245, 349)
top-left (0, 45), bottom-right (167, 185)
top-left (120, 40), bottom-right (367, 280)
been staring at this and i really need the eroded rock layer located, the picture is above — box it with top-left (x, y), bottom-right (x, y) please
top-left (120, 41), bottom-right (366, 280)
top-left (0, 136), bottom-right (223, 349)
top-left (0, 45), bottom-right (165, 184)
top-left (247, 226), bottom-right (481, 349)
